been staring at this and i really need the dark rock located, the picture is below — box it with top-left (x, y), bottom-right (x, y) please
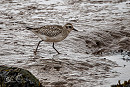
top-left (111, 80), bottom-right (130, 87)
top-left (127, 52), bottom-right (130, 56)
top-left (0, 65), bottom-right (42, 87)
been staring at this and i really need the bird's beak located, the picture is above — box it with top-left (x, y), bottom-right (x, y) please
top-left (73, 28), bottom-right (78, 31)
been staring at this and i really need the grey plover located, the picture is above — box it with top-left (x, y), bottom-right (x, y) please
top-left (26, 23), bottom-right (78, 54)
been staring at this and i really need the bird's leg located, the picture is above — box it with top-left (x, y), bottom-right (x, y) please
top-left (34, 40), bottom-right (43, 55)
top-left (52, 42), bottom-right (60, 54)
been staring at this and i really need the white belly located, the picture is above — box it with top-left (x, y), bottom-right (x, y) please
top-left (36, 33), bottom-right (67, 42)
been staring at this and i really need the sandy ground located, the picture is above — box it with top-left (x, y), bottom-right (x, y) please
top-left (0, 0), bottom-right (130, 87)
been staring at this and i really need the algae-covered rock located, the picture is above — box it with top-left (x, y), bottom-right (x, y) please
top-left (0, 65), bottom-right (42, 87)
top-left (111, 80), bottom-right (130, 87)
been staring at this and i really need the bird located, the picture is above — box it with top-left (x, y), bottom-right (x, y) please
top-left (26, 23), bottom-right (78, 54)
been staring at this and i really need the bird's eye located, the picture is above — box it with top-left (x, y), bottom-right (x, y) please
top-left (68, 26), bottom-right (72, 28)
top-left (66, 26), bottom-right (72, 29)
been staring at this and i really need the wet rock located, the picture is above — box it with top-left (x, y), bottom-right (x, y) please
top-left (80, 27), bottom-right (130, 55)
top-left (127, 52), bottom-right (130, 57)
top-left (0, 65), bottom-right (42, 87)
top-left (111, 80), bottom-right (130, 87)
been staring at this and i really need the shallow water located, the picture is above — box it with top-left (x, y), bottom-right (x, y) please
top-left (102, 54), bottom-right (130, 86)
top-left (0, 0), bottom-right (130, 86)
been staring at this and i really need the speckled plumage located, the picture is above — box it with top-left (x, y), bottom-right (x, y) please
top-left (36, 25), bottom-right (63, 37)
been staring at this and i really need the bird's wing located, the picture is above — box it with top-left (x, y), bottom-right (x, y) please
top-left (38, 25), bottom-right (63, 37)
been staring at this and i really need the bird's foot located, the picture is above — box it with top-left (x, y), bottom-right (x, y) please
top-left (34, 51), bottom-right (37, 55)
top-left (57, 52), bottom-right (61, 54)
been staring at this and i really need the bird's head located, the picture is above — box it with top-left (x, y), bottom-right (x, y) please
top-left (64, 23), bottom-right (78, 32)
